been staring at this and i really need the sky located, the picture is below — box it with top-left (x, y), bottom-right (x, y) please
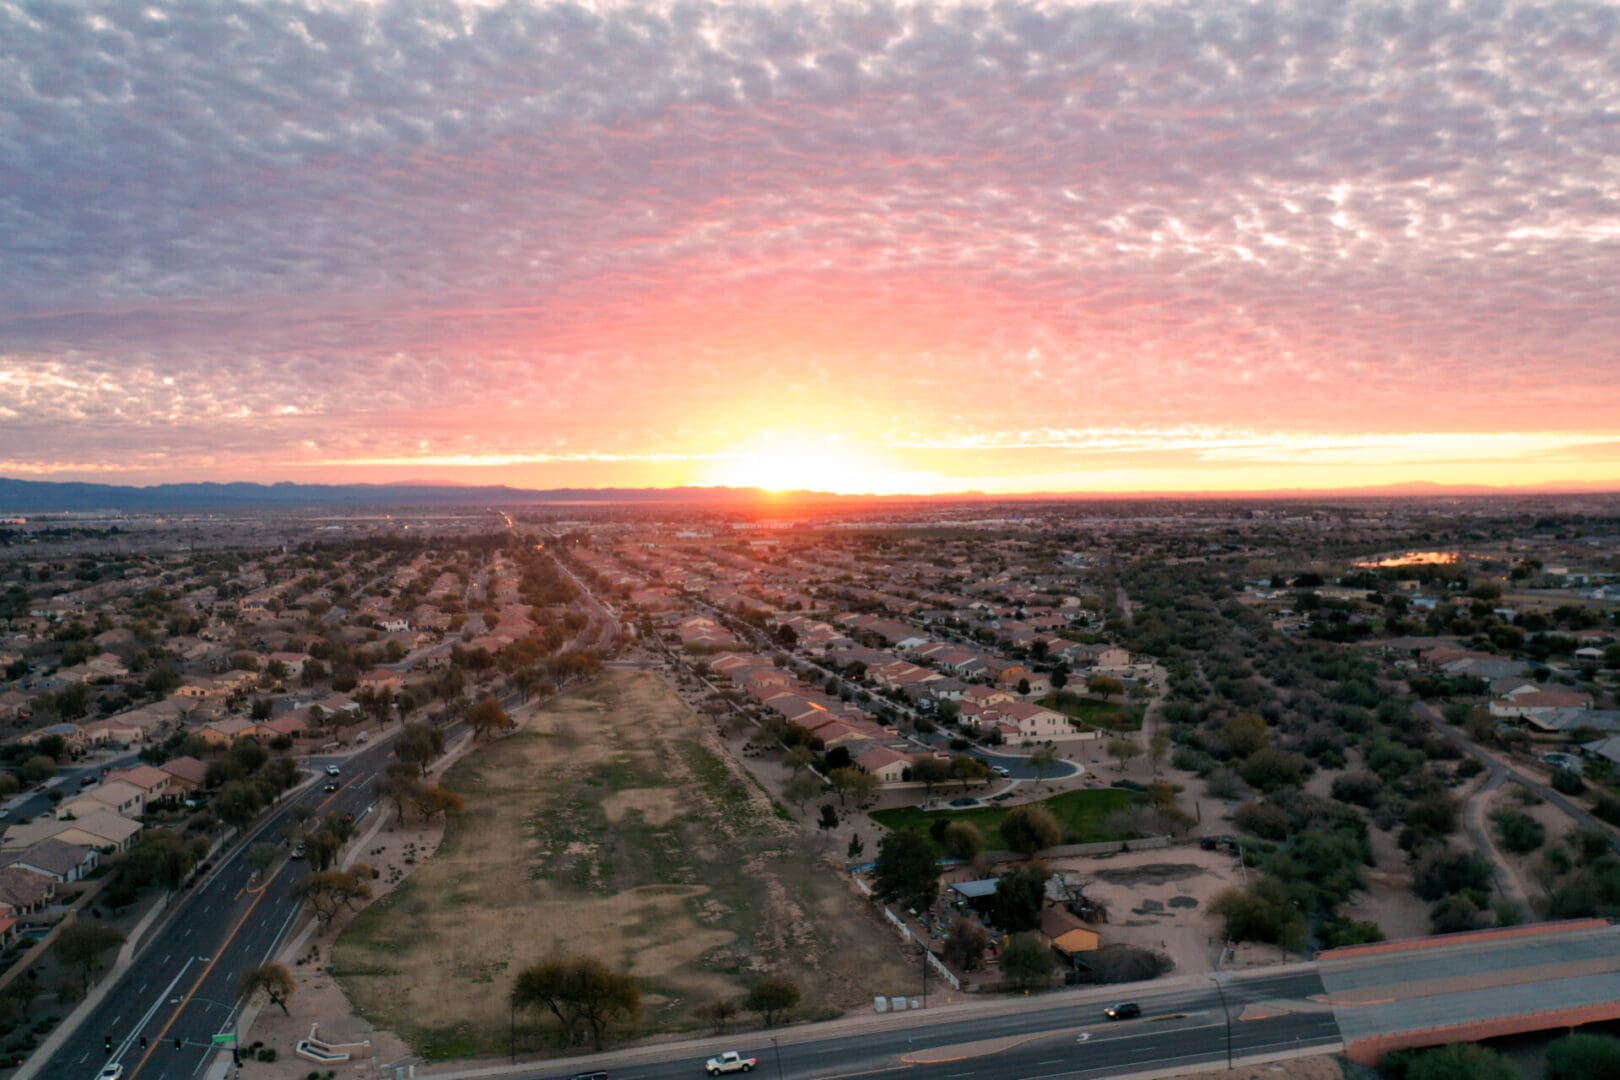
top-left (3, 0), bottom-right (1620, 496)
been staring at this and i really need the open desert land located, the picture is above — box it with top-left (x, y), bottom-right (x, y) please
top-left (330, 669), bottom-right (915, 1060)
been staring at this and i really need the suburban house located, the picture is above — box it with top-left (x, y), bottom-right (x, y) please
top-left (78, 715), bottom-right (151, 747)
top-left (1489, 688), bottom-right (1594, 720)
top-left (357, 669), bottom-right (405, 693)
top-left (0, 867), bottom-right (55, 916)
top-left (159, 755), bottom-right (210, 793)
top-left (57, 779), bottom-right (147, 821)
top-left (1040, 907), bottom-right (1102, 967)
top-left (853, 746), bottom-right (916, 783)
top-left (0, 809), bottom-right (142, 853)
top-left (195, 716), bottom-right (258, 745)
top-left (0, 840), bottom-right (98, 883)
top-left (104, 764), bottom-right (174, 807)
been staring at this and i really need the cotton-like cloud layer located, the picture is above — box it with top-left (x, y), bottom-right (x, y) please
top-left (2, 0), bottom-right (1618, 490)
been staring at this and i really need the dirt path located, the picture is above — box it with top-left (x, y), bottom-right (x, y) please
top-left (1462, 765), bottom-right (1534, 914)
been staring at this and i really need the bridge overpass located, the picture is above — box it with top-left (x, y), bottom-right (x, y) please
top-left (1319, 918), bottom-right (1620, 1065)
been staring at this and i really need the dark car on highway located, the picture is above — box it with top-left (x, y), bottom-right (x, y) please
top-left (1105, 1002), bottom-right (1141, 1020)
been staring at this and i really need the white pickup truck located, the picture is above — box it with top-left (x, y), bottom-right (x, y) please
top-left (704, 1051), bottom-right (757, 1075)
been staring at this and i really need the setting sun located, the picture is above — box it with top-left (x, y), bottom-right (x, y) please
top-left (707, 435), bottom-right (944, 496)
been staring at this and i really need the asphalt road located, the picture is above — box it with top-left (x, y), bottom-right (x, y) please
top-left (4, 754), bottom-right (143, 824)
top-left (542, 970), bottom-right (1337, 1080)
top-left (37, 738), bottom-right (403, 1080)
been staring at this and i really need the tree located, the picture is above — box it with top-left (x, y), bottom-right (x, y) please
top-left (213, 779), bottom-right (263, 829)
top-left (1490, 808), bottom-right (1544, 854)
top-left (1545, 1032), bottom-right (1620, 1080)
top-left (833, 768), bottom-right (879, 809)
top-left (783, 772), bottom-right (824, 811)
top-left (743, 977), bottom-right (800, 1027)
top-left (1086, 675), bottom-right (1124, 702)
top-left (512, 957), bottom-right (641, 1051)
top-left (695, 999), bottom-right (739, 1034)
top-left (54, 920), bottom-right (124, 992)
top-left (246, 843), bottom-right (279, 881)
top-left (512, 959), bottom-right (585, 1046)
top-left (1211, 879), bottom-right (1306, 951)
top-left (1106, 738), bottom-right (1142, 772)
top-left (1382, 1042), bottom-right (1517, 1080)
top-left (817, 803), bottom-right (839, 835)
top-left (378, 761), bottom-right (422, 821)
top-left (992, 863), bottom-right (1050, 933)
top-left (941, 917), bottom-right (990, 972)
top-left (1219, 714), bottom-right (1271, 757)
top-left (19, 755), bottom-right (56, 785)
top-left (123, 829), bottom-right (205, 899)
top-left (999, 932), bottom-right (1054, 991)
top-left (236, 963), bottom-right (295, 1015)
top-left (467, 696), bottom-right (512, 740)
top-left (827, 767), bottom-right (865, 807)
top-left (1028, 747), bottom-right (1058, 782)
top-left (294, 870), bottom-right (372, 927)
top-left (872, 830), bottom-right (940, 914)
top-left (411, 784), bottom-right (465, 823)
top-left (846, 834), bottom-right (865, 860)
top-left (910, 757), bottom-right (951, 797)
top-left (396, 720), bottom-right (445, 777)
top-left (1000, 804), bottom-right (1063, 858)
top-left (941, 820), bottom-right (984, 860)
top-left (573, 959), bottom-right (642, 1051)
top-left (1148, 729), bottom-right (1172, 774)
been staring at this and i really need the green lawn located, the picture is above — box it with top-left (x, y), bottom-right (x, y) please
top-left (870, 787), bottom-right (1143, 851)
top-left (1039, 691), bottom-right (1144, 731)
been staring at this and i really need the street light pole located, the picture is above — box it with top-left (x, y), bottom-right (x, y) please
top-left (771, 1036), bottom-right (784, 1080)
top-left (1211, 975), bottom-right (1233, 1070)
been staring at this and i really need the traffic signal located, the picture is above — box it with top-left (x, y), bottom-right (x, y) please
top-left (175, 1038), bottom-right (183, 1051)
top-left (232, 1049), bottom-right (241, 1067)
top-left (104, 1036), bottom-right (112, 1053)
top-left (139, 1037), bottom-right (148, 1050)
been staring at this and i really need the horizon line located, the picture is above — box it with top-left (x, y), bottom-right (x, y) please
top-left (4, 474), bottom-right (1620, 504)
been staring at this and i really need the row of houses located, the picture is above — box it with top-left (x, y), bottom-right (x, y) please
top-left (0, 757), bottom-right (216, 945)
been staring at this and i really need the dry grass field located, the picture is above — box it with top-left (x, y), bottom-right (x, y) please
top-left (331, 669), bottom-right (913, 1060)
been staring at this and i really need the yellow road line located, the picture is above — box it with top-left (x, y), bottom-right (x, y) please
top-left (129, 861), bottom-right (288, 1079)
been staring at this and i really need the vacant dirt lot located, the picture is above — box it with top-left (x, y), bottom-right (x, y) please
top-left (1040, 845), bottom-right (1239, 974)
top-left (331, 670), bottom-right (914, 1060)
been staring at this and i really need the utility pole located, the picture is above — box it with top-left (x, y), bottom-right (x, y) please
top-left (920, 935), bottom-right (929, 1007)
top-left (1211, 975), bottom-right (1233, 1070)
top-left (771, 1036), bottom-right (784, 1080)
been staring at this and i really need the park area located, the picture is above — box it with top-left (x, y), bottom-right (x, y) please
top-left (869, 787), bottom-right (1143, 851)
top-left (330, 669), bottom-right (914, 1060)
top-left (1037, 689), bottom-right (1144, 731)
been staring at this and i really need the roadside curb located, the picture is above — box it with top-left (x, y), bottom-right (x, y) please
top-left (14, 771), bottom-right (328, 1080)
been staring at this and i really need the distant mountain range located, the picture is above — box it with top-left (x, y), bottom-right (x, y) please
top-left (0, 476), bottom-right (1613, 514)
top-left (0, 477), bottom-right (781, 512)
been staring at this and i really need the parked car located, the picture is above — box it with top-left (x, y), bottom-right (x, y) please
top-left (1104, 1002), bottom-right (1141, 1020)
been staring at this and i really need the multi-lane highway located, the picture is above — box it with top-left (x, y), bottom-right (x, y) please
top-left (31, 737), bottom-right (402, 1080)
top-left (511, 968), bottom-right (1339, 1080)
